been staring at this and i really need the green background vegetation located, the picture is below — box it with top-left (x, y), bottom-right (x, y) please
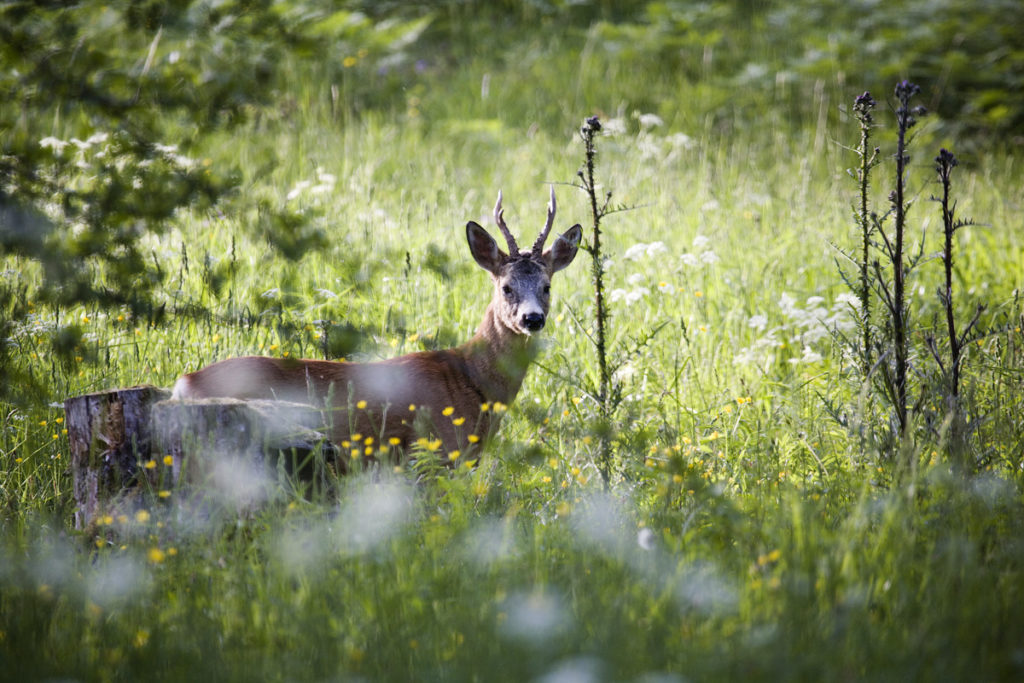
top-left (2, 1), bottom-right (1023, 681)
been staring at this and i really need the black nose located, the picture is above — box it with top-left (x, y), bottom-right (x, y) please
top-left (522, 313), bottom-right (545, 332)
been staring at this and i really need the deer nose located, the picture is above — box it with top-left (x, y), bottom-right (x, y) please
top-left (522, 312), bottom-right (545, 332)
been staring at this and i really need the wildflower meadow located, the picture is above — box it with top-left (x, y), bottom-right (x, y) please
top-left (2, 1), bottom-right (1023, 681)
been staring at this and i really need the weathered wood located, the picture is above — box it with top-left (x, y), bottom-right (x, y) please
top-left (151, 398), bottom-right (336, 484)
top-left (65, 389), bottom-right (340, 526)
top-left (64, 385), bottom-right (171, 529)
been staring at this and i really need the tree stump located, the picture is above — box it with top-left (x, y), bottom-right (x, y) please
top-left (151, 398), bottom-right (337, 495)
top-left (65, 389), bottom-right (339, 527)
top-left (64, 385), bottom-right (171, 529)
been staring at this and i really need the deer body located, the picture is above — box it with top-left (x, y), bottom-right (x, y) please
top-left (172, 190), bottom-right (582, 459)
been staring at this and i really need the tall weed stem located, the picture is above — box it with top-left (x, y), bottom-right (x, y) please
top-left (852, 92), bottom-right (879, 378)
top-left (929, 148), bottom-right (982, 466)
top-left (577, 116), bottom-right (613, 486)
top-left (877, 81), bottom-right (924, 440)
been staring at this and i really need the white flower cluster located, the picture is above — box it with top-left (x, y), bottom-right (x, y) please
top-left (286, 168), bottom-right (337, 202)
top-left (40, 133), bottom-right (195, 171)
top-left (622, 241), bottom-right (668, 261)
top-left (34, 132), bottom-right (199, 228)
top-left (611, 234), bottom-right (720, 306)
top-left (680, 234), bottom-right (719, 266)
top-left (610, 272), bottom-right (651, 305)
top-left (598, 111), bottom-right (695, 164)
top-left (734, 292), bottom-right (858, 368)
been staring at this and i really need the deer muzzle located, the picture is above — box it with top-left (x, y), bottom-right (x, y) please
top-left (522, 312), bottom-right (545, 332)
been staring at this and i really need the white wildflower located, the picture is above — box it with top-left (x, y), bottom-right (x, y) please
top-left (692, 235), bottom-right (710, 250)
top-left (638, 137), bottom-right (663, 161)
top-left (734, 346), bottom-right (760, 365)
top-left (602, 117), bottom-right (628, 136)
top-left (286, 180), bottom-right (312, 201)
top-left (637, 112), bottom-right (664, 129)
top-left (613, 363), bottom-right (638, 383)
top-left (625, 241), bottom-right (669, 260)
top-left (667, 132), bottom-right (695, 149)
top-left (626, 272), bottom-right (646, 287)
top-left (833, 292), bottom-right (859, 309)
top-left (645, 241), bottom-right (668, 257)
top-left (625, 288), bottom-right (649, 304)
top-left (778, 293), bottom-right (798, 317)
top-left (748, 314), bottom-right (768, 331)
top-left (39, 137), bottom-right (69, 153)
top-left (680, 253), bottom-right (700, 267)
top-left (623, 243), bottom-right (650, 261)
top-left (700, 250), bottom-right (720, 264)
top-left (790, 346), bottom-right (823, 364)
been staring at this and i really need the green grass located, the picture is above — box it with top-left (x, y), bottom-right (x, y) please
top-left (3, 3), bottom-right (1024, 681)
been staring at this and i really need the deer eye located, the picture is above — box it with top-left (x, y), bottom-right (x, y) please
top-left (543, 284), bottom-right (551, 294)
top-left (502, 285), bottom-right (513, 297)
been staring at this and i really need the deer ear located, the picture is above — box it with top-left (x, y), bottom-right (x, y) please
top-left (545, 224), bottom-right (582, 273)
top-left (466, 221), bottom-right (506, 275)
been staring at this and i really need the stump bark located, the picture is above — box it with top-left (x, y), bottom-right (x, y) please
top-left (151, 398), bottom-right (336, 485)
top-left (64, 388), bottom-right (339, 526)
top-left (64, 385), bottom-right (171, 529)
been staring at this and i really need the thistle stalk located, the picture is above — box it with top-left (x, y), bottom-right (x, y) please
top-left (578, 116), bottom-right (612, 486)
top-left (852, 92), bottom-right (878, 378)
top-left (889, 80), bottom-right (922, 437)
top-left (930, 147), bottom-right (983, 467)
top-left (937, 149), bottom-right (962, 397)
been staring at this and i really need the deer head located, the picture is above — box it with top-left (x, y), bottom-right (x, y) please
top-left (466, 188), bottom-right (583, 336)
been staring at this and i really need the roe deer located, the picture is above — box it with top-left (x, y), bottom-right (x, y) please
top-left (171, 189), bottom-right (582, 462)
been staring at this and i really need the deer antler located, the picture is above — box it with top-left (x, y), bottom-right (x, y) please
top-left (493, 190), bottom-right (519, 255)
top-left (531, 186), bottom-right (556, 256)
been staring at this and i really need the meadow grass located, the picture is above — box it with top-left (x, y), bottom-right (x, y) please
top-left (3, 5), bottom-right (1024, 681)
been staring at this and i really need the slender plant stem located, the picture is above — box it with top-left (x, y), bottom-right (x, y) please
top-left (890, 81), bottom-right (921, 438)
top-left (853, 92), bottom-right (877, 379)
top-left (937, 149), bottom-right (961, 398)
top-left (579, 116), bottom-right (612, 487)
top-left (582, 122), bottom-right (610, 411)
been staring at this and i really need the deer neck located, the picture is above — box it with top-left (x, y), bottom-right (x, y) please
top-left (459, 304), bottom-right (540, 406)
